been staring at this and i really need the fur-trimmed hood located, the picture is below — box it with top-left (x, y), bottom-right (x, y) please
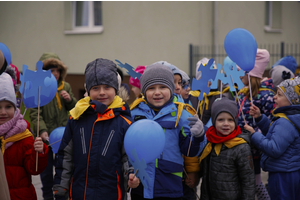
top-left (42, 58), bottom-right (67, 81)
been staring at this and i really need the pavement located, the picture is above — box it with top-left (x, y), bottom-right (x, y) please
top-left (32, 169), bottom-right (269, 200)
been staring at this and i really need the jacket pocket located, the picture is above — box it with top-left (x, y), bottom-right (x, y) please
top-left (102, 130), bottom-right (115, 156)
top-left (80, 127), bottom-right (86, 154)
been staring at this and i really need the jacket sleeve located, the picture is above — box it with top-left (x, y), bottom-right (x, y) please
top-left (63, 82), bottom-right (77, 111)
top-left (53, 118), bottom-right (74, 197)
top-left (28, 107), bottom-right (47, 137)
top-left (255, 114), bottom-right (271, 135)
top-left (236, 144), bottom-right (255, 200)
top-left (251, 118), bottom-right (298, 158)
top-left (23, 137), bottom-right (49, 175)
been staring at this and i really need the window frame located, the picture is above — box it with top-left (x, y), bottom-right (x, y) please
top-left (264, 1), bottom-right (282, 33)
top-left (64, 1), bottom-right (103, 35)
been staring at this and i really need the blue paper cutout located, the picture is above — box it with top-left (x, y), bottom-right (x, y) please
top-left (19, 61), bottom-right (57, 108)
top-left (191, 58), bottom-right (217, 101)
top-left (128, 149), bottom-right (150, 189)
top-left (0, 43), bottom-right (11, 66)
top-left (115, 59), bottom-right (142, 80)
top-left (223, 61), bottom-right (245, 91)
top-left (210, 63), bottom-right (224, 89)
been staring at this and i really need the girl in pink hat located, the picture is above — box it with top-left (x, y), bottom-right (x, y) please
top-left (129, 65), bottom-right (146, 99)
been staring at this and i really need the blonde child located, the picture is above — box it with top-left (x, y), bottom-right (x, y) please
top-left (244, 77), bottom-right (300, 200)
top-left (129, 65), bottom-right (146, 99)
top-left (130, 63), bottom-right (206, 199)
top-left (0, 72), bottom-right (48, 200)
top-left (53, 58), bottom-right (139, 200)
top-left (199, 97), bottom-right (255, 200)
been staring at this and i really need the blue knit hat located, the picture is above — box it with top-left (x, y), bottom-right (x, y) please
top-left (272, 56), bottom-right (297, 74)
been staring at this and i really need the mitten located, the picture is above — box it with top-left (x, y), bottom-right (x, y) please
top-left (187, 115), bottom-right (204, 138)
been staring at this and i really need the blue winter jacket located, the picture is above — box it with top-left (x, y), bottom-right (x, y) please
top-left (53, 96), bottom-right (133, 200)
top-left (251, 106), bottom-right (300, 172)
top-left (130, 99), bottom-right (205, 199)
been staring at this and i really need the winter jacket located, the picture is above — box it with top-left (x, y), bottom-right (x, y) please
top-left (130, 98), bottom-right (205, 199)
top-left (251, 106), bottom-right (300, 172)
top-left (199, 129), bottom-right (255, 200)
top-left (53, 96), bottom-right (133, 200)
top-left (29, 58), bottom-right (77, 137)
top-left (237, 78), bottom-right (276, 129)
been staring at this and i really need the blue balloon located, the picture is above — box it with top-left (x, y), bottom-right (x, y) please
top-left (49, 127), bottom-right (65, 154)
top-left (0, 42), bottom-right (11, 66)
top-left (124, 119), bottom-right (165, 164)
top-left (224, 28), bottom-right (257, 72)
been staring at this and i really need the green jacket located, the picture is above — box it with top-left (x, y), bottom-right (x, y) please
top-left (29, 80), bottom-right (77, 136)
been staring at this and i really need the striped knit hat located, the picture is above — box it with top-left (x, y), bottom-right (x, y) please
top-left (278, 76), bottom-right (300, 105)
top-left (140, 63), bottom-right (175, 96)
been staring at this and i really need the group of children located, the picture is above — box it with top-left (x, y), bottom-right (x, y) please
top-left (0, 44), bottom-right (300, 200)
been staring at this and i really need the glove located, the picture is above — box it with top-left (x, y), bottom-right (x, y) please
top-left (54, 195), bottom-right (67, 200)
top-left (187, 115), bottom-right (204, 138)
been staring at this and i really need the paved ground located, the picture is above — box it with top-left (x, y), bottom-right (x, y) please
top-left (32, 169), bottom-right (269, 200)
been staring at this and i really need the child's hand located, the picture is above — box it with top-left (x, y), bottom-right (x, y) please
top-left (128, 173), bottom-right (140, 189)
top-left (244, 124), bottom-right (255, 134)
top-left (187, 115), bottom-right (204, 138)
top-left (40, 131), bottom-right (49, 142)
top-left (249, 103), bottom-right (261, 119)
top-left (34, 137), bottom-right (44, 153)
top-left (185, 172), bottom-right (200, 188)
top-left (60, 90), bottom-right (71, 102)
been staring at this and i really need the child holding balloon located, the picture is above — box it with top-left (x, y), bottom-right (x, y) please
top-left (0, 72), bottom-right (49, 200)
top-left (244, 77), bottom-right (300, 200)
top-left (53, 58), bottom-right (139, 200)
top-left (129, 63), bottom-right (206, 200)
top-left (236, 48), bottom-right (275, 200)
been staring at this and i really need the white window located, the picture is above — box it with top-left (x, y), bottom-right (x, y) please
top-left (264, 1), bottom-right (282, 33)
top-left (64, 1), bottom-right (103, 34)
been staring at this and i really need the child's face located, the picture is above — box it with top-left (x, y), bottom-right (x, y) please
top-left (274, 89), bottom-right (291, 108)
top-left (0, 101), bottom-right (15, 125)
top-left (180, 82), bottom-right (191, 100)
top-left (146, 84), bottom-right (171, 107)
top-left (131, 86), bottom-right (141, 98)
top-left (174, 74), bottom-right (182, 95)
top-left (215, 112), bottom-right (235, 137)
top-left (51, 68), bottom-right (60, 81)
top-left (89, 85), bottom-right (116, 106)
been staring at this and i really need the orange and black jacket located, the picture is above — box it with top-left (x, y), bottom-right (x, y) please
top-left (53, 96), bottom-right (133, 200)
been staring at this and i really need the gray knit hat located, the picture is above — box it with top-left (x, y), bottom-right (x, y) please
top-left (269, 65), bottom-right (295, 88)
top-left (140, 63), bottom-right (175, 96)
top-left (0, 72), bottom-right (16, 109)
top-left (85, 58), bottom-right (118, 94)
top-left (154, 61), bottom-right (182, 79)
top-left (211, 97), bottom-right (238, 127)
top-left (39, 52), bottom-right (61, 61)
top-left (278, 76), bottom-right (300, 105)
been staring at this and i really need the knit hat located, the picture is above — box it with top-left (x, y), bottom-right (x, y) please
top-left (154, 61), bottom-right (182, 79)
top-left (277, 76), bottom-right (300, 105)
top-left (248, 49), bottom-right (270, 78)
top-left (129, 65), bottom-right (146, 89)
top-left (85, 58), bottom-right (118, 93)
top-left (39, 52), bottom-right (61, 61)
top-left (272, 56), bottom-right (297, 74)
top-left (196, 57), bottom-right (217, 80)
top-left (0, 72), bottom-right (17, 109)
top-left (211, 97), bottom-right (238, 127)
top-left (140, 63), bottom-right (175, 96)
top-left (269, 65), bottom-right (295, 87)
top-left (179, 69), bottom-right (190, 85)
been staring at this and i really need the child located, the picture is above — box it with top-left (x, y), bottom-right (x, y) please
top-left (130, 63), bottom-right (206, 200)
top-left (179, 69), bottom-right (192, 106)
top-left (199, 97), bottom-right (255, 200)
top-left (0, 72), bottom-right (49, 200)
top-left (28, 52), bottom-right (77, 200)
top-left (244, 77), bottom-right (300, 200)
top-left (53, 58), bottom-right (139, 200)
top-left (129, 65), bottom-right (146, 99)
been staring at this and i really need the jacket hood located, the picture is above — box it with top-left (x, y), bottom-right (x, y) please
top-left (42, 58), bottom-right (67, 82)
top-left (238, 128), bottom-right (252, 144)
top-left (260, 78), bottom-right (275, 92)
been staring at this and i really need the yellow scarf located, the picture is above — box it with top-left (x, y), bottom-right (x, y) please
top-left (70, 96), bottom-right (125, 120)
top-left (56, 81), bottom-right (65, 110)
top-left (0, 129), bottom-right (33, 154)
top-left (199, 137), bottom-right (246, 164)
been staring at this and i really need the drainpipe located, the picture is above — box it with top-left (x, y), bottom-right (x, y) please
top-left (213, 2), bottom-right (218, 59)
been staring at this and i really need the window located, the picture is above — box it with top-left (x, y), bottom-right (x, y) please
top-left (264, 1), bottom-right (282, 33)
top-left (64, 1), bottom-right (103, 34)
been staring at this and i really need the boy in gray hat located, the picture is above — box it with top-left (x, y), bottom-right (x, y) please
top-left (129, 62), bottom-right (206, 199)
top-left (53, 58), bottom-right (139, 200)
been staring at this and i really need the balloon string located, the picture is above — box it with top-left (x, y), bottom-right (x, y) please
top-left (48, 139), bottom-right (62, 147)
top-left (36, 86), bottom-right (41, 172)
top-left (220, 81), bottom-right (222, 98)
top-left (248, 73), bottom-right (255, 125)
